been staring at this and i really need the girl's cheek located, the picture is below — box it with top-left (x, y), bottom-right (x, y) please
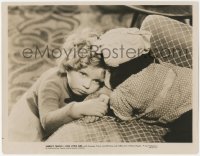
top-left (89, 85), bottom-right (99, 93)
top-left (78, 77), bottom-right (84, 85)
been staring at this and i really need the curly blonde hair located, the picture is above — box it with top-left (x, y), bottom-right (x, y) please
top-left (57, 28), bottom-right (107, 75)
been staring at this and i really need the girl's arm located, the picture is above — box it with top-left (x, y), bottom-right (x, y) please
top-left (38, 81), bottom-right (108, 136)
top-left (39, 102), bottom-right (82, 136)
top-left (38, 80), bottom-right (83, 136)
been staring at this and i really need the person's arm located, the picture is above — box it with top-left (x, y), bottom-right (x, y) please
top-left (38, 81), bottom-right (82, 135)
top-left (40, 102), bottom-right (83, 136)
top-left (38, 81), bottom-right (108, 135)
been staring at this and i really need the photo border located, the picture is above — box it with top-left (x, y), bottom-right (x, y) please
top-left (2, 1), bottom-right (199, 154)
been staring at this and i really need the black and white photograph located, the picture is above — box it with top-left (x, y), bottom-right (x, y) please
top-left (2, 1), bottom-right (199, 154)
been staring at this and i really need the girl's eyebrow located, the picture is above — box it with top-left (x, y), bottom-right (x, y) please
top-left (80, 71), bottom-right (88, 76)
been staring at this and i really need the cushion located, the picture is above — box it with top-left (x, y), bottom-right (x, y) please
top-left (46, 116), bottom-right (168, 142)
top-left (141, 15), bottom-right (192, 68)
top-left (94, 27), bottom-right (152, 67)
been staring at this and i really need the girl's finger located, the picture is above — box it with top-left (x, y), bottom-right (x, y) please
top-left (84, 116), bottom-right (91, 123)
top-left (98, 105), bottom-right (108, 113)
top-left (95, 116), bottom-right (100, 121)
top-left (89, 116), bottom-right (96, 123)
top-left (94, 112), bottom-right (104, 117)
top-left (99, 94), bottom-right (110, 103)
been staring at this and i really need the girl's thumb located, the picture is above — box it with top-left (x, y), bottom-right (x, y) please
top-left (98, 94), bottom-right (110, 103)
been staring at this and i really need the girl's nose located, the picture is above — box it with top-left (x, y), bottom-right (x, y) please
top-left (82, 79), bottom-right (91, 89)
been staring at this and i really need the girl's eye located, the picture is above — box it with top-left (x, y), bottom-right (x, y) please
top-left (92, 80), bottom-right (99, 86)
top-left (80, 72), bottom-right (87, 77)
top-left (92, 80), bottom-right (102, 86)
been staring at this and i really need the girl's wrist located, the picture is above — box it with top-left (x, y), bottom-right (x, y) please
top-left (70, 102), bottom-right (84, 119)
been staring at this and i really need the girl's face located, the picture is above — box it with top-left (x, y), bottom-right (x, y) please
top-left (67, 66), bottom-right (105, 96)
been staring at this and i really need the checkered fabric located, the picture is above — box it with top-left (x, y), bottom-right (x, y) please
top-left (47, 116), bottom-right (168, 142)
top-left (46, 90), bottom-right (168, 142)
top-left (141, 15), bottom-right (192, 68)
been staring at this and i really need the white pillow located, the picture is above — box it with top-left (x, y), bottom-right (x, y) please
top-left (94, 27), bottom-right (152, 67)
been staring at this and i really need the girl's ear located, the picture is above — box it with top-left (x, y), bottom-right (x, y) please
top-left (104, 70), bottom-right (112, 89)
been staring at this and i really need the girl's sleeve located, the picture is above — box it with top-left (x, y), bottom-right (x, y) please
top-left (38, 80), bottom-right (61, 118)
top-left (37, 80), bottom-right (75, 135)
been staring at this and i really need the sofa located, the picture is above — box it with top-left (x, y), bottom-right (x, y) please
top-left (46, 15), bottom-right (192, 142)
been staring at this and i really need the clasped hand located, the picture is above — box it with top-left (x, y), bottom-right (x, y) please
top-left (82, 94), bottom-right (110, 123)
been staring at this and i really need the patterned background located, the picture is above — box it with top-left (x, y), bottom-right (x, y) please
top-left (8, 5), bottom-right (132, 112)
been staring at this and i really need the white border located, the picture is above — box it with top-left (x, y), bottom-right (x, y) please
top-left (1, 1), bottom-right (199, 155)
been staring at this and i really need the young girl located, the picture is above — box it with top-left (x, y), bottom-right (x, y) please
top-left (8, 29), bottom-right (109, 142)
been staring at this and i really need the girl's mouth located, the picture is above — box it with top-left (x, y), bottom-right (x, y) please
top-left (76, 89), bottom-right (87, 95)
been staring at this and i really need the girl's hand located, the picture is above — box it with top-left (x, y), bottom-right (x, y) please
top-left (98, 87), bottom-right (113, 97)
top-left (98, 94), bottom-right (110, 103)
top-left (81, 95), bottom-right (110, 123)
top-left (71, 97), bottom-right (109, 118)
top-left (83, 116), bottom-right (100, 123)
